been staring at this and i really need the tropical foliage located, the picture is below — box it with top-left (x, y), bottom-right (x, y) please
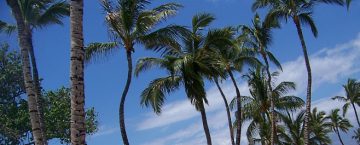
top-left (0, 46), bottom-right (98, 144)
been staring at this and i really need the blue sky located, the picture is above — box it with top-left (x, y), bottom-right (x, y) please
top-left (1, 0), bottom-right (360, 144)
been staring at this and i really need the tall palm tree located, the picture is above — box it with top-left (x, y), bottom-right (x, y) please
top-left (252, 0), bottom-right (344, 143)
top-left (239, 14), bottom-right (282, 145)
top-left (10, 1), bottom-right (69, 142)
top-left (4, 0), bottom-right (68, 144)
top-left (309, 108), bottom-right (332, 145)
top-left (5, 0), bottom-right (44, 144)
top-left (327, 108), bottom-right (353, 145)
top-left (237, 67), bottom-right (303, 144)
top-left (85, 1), bottom-right (183, 144)
top-left (332, 78), bottom-right (360, 127)
top-left (136, 13), bottom-right (234, 145)
top-left (209, 27), bottom-right (261, 145)
top-left (208, 26), bottom-right (252, 145)
top-left (69, 0), bottom-right (86, 144)
top-left (214, 77), bottom-right (235, 145)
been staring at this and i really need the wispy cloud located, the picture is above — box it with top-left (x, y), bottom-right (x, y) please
top-left (139, 33), bottom-right (360, 144)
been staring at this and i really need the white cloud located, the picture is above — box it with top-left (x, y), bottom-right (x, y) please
top-left (137, 80), bottom-right (250, 131)
top-left (139, 33), bottom-right (360, 144)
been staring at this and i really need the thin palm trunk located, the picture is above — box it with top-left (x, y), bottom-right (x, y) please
top-left (6, 0), bottom-right (45, 144)
top-left (199, 101), bottom-right (212, 145)
top-left (293, 16), bottom-right (312, 145)
top-left (70, 0), bottom-right (86, 144)
top-left (28, 35), bottom-right (47, 143)
top-left (335, 129), bottom-right (345, 145)
top-left (214, 78), bottom-right (235, 145)
top-left (228, 70), bottom-right (242, 145)
top-left (119, 50), bottom-right (132, 145)
top-left (261, 52), bottom-right (276, 145)
top-left (351, 102), bottom-right (360, 127)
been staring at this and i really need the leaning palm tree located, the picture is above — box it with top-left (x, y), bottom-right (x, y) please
top-left (332, 78), bottom-right (360, 127)
top-left (252, 0), bottom-right (344, 143)
top-left (136, 13), bottom-right (234, 145)
top-left (235, 67), bottom-right (303, 144)
top-left (208, 26), bottom-right (256, 145)
top-left (213, 77), bottom-right (236, 145)
top-left (85, 1), bottom-right (183, 144)
top-left (239, 13), bottom-right (282, 145)
top-left (209, 27), bottom-right (261, 145)
top-left (69, 0), bottom-right (85, 144)
top-left (327, 108), bottom-right (353, 145)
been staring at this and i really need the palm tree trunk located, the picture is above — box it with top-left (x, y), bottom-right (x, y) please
top-left (6, 1), bottom-right (46, 144)
top-left (351, 102), bottom-right (360, 127)
top-left (228, 70), bottom-right (242, 145)
top-left (335, 129), bottom-right (345, 145)
top-left (70, 0), bottom-right (86, 144)
top-left (28, 33), bottom-right (47, 144)
top-left (119, 50), bottom-right (132, 145)
top-left (261, 52), bottom-right (276, 145)
top-left (199, 101), bottom-right (212, 145)
top-left (293, 16), bottom-right (312, 145)
top-left (214, 78), bottom-right (235, 145)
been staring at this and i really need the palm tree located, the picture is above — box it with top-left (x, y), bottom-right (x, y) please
top-left (278, 110), bottom-right (306, 145)
top-left (214, 77), bottom-right (235, 145)
top-left (252, 0), bottom-right (344, 143)
top-left (136, 13), bottom-right (235, 145)
top-left (69, 0), bottom-right (86, 144)
top-left (208, 27), bottom-right (261, 145)
top-left (208, 26), bottom-right (254, 145)
top-left (4, 0), bottom-right (68, 144)
top-left (239, 14), bottom-right (282, 145)
top-left (327, 108), bottom-right (353, 145)
top-left (332, 78), bottom-right (360, 127)
top-left (237, 67), bottom-right (303, 144)
top-left (4, 1), bottom-right (69, 144)
top-left (309, 108), bottom-right (332, 145)
top-left (85, 1), bottom-right (183, 144)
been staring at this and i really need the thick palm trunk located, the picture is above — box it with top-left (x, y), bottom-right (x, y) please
top-left (119, 50), bottom-right (132, 145)
top-left (228, 70), bottom-right (242, 145)
top-left (261, 53), bottom-right (276, 145)
top-left (6, 0), bottom-right (46, 144)
top-left (335, 129), bottom-right (345, 145)
top-left (70, 0), bottom-right (86, 144)
top-left (351, 102), bottom-right (360, 127)
top-left (199, 101), bottom-right (212, 145)
top-left (28, 34), bottom-right (47, 144)
top-left (214, 78), bottom-right (235, 145)
top-left (293, 16), bottom-right (312, 145)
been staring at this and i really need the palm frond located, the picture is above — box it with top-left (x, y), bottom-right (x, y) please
top-left (139, 25), bottom-right (190, 55)
top-left (192, 13), bottom-right (215, 33)
top-left (298, 12), bottom-right (318, 38)
top-left (273, 82), bottom-right (296, 96)
top-left (84, 42), bottom-right (118, 64)
top-left (135, 57), bottom-right (164, 77)
top-left (0, 20), bottom-right (16, 35)
top-left (36, 1), bottom-right (70, 28)
top-left (141, 75), bottom-right (181, 114)
top-left (266, 50), bottom-right (283, 71)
